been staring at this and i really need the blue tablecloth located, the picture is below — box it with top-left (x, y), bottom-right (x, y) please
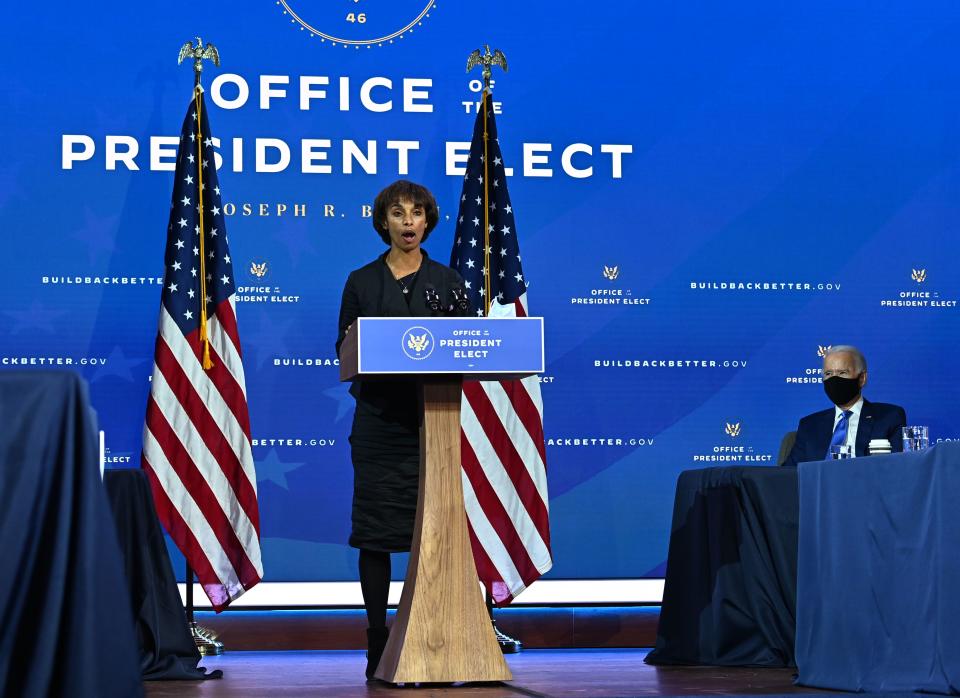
top-left (104, 469), bottom-right (220, 681)
top-left (0, 371), bottom-right (142, 698)
top-left (646, 466), bottom-right (799, 667)
top-left (796, 441), bottom-right (960, 694)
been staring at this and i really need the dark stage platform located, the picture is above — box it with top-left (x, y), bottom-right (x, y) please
top-left (143, 649), bottom-right (836, 697)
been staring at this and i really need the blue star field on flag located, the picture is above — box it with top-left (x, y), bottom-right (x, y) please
top-left (162, 91), bottom-right (234, 336)
top-left (449, 100), bottom-right (526, 317)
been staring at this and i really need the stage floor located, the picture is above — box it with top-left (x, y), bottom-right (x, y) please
top-left (143, 649), bottom-right (833, 697)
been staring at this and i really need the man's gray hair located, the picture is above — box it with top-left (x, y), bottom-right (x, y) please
top-left (824, 345), bottom-right (867, 373)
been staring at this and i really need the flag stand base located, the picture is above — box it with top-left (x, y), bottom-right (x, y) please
top-left (189, 621), bottom-right (224, 656)
top-left (185, 564), bottom-right (224, 656)
top-left (493, 621), bottom-right (522, 654)
top-left (486, 593), bottom-right (522, 654)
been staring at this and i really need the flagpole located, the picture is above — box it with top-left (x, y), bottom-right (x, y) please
top-left (186, 560), bottom-right (193, 623)
top-left (193, 88), bottom-right (214, 370)
top-left (178, 37), bottom-right (224, 657)
top-left (482, 90), bottom-right (491, 315)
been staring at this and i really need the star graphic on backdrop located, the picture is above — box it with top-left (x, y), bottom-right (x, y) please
top-left (72, 206), bottom-right (119, 265)
top-left (242, 310), bottom-right (295, 369)
top-left (273, 218), bottom-right (318, 267)
top-left (93, 106), bottom-right (132, 133)
top-left (0, 163), bottom-right (26, 208)
top-left (323, 383), bottom-right (354, 423)
top-left (4, 300), bottom-right (67, 334)
top-left (91, 346), bottom-right (148, 383)
top-left (255, 448), bottom-right (307, 490)
top-left (93, 107), bottom-right (130, 133)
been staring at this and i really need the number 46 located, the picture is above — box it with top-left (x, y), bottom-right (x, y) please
top-left (346, 13), bottom-right (367, 23)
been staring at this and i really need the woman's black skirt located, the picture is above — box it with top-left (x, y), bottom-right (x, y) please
top-left (347, 398), bottom-right (420, 552)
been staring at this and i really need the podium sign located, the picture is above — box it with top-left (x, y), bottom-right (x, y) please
top-left (351, 316), bottom-right (543, 376)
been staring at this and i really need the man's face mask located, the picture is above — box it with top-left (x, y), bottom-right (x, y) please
top-left (823, 374), bottom-right (862, 407)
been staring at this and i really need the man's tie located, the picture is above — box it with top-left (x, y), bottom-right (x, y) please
top-left (827, 410), bottom-right (853, 458)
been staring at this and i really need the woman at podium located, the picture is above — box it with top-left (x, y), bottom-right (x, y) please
top-left (335, 180), bottom-right (467, 679)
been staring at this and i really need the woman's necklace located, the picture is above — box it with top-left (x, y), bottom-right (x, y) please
top-left (395, 269), bottom-right (419, 295)
top-left (387, 255), bottom-right (421, 295)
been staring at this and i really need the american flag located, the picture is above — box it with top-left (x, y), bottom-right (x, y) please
top-left (450, 94), bottom-right (552, 604)
top-left (141, 89), bottom-right (262, 611)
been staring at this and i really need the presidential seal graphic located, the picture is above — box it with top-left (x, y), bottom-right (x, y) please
top-left (276, 1), bottom-right (438, 47)
top-left (402, 326), bottom-right (434, 360)
top-left (248, 260), bottom-right (270, 281)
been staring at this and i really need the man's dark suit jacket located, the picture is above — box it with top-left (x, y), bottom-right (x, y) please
top-left (781, 399), bottom-right (907, 467)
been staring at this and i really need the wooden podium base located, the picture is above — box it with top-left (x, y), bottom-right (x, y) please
top-left (374, 380), bottom-right (512, 684)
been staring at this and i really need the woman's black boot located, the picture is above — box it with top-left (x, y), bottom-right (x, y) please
top-left (366, 627), bottom-right (390, 680)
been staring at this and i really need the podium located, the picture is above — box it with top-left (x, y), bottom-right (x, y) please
top-left (340, 317), bottom-right (544, 684)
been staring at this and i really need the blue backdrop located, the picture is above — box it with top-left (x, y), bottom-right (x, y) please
top-left (2, 1), bottom-right (959, 583)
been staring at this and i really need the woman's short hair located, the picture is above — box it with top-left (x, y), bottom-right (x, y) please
top-left (371, 180), bottom-right (439, 244)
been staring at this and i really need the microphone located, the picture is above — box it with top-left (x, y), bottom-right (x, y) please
top-left (424, 286), bottom-right (442, 313)
top-left (450, 287), bottom-right (471, 315)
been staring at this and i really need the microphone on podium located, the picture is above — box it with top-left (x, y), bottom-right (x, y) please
top-left (450, 287), bottom-right (471, 315)
top-left (424, 286), bottom-right (442, 313)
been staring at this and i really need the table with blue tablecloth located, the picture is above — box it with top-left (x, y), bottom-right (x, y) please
top-left (646, 466), bottom-right (799, 667)
top-left (796, 441), bottom-right (960, 694)
top-left (0, 371), bottom-right (142, 698)
top-left (104, 468), bottom-right (218, 681)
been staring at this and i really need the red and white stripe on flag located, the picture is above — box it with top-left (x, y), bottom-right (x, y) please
top-left (461, 294), bottom-right (552, 605)
top-left (142, 298), bottom-right (263, 611)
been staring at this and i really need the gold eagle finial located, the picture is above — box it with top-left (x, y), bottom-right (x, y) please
top-left (466, 44), bottom-right (508, 91)
top-left (178, 37), bottom-right (221, 88)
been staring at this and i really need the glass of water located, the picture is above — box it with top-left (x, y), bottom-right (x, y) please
top-left (901, 426), bottom-right (929, 452)
top-left (830, 444), bottom-right (854, 459)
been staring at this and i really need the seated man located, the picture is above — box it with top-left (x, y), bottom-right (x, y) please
top-left (782, 345), bottom-right (906, 467)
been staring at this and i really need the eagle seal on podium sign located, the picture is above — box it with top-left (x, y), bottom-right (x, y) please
top-left (402, 326), bottom-right (434, 360)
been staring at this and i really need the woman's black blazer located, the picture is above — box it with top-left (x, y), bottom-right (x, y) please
top-left (336, 250), bottom-right (467, 415)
